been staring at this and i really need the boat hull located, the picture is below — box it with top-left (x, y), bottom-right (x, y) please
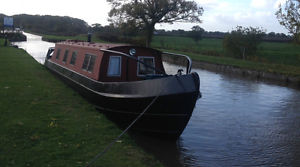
top-left (45, 60), bottom-right (200, 139)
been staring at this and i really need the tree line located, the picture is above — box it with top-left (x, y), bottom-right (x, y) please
top-left (0, 14), bottom-right (89, 36)
top-left (91, 23), bottom-right (291, 43)
top-left (155, 28), bottom-right (291, 42)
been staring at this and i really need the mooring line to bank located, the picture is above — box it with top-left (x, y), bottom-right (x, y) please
top-left (85, 95), bottom-right (160, 167)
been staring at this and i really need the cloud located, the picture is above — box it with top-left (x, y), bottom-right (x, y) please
top-left (196, 0), bottom-right (230, 13)
top-left (251, 0), bottom-right (268, 8)
top-left (251, 0), bottom-right (288, 9)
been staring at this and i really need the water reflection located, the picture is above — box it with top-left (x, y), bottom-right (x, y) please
top-left (130, 133), bottom-right (183, 167)
top-left (180, 68), bottom-right (300, 167)
top-left (14, 33), bottom-right (300, 167)
top-left (13, 32), bottom-right (54, 64)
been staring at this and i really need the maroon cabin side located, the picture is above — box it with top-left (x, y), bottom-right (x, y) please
top-left (50, 41), bottom-right (165, 82)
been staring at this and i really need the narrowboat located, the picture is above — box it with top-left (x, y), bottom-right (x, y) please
top-left (45, 40), bottom-right (201, 139)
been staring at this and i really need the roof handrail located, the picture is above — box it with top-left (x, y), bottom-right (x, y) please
top-left (162, 52), bottom-right (192, 74)
top-left (100, 49), bottom-right (167, 75)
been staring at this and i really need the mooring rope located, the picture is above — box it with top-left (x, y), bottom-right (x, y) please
top-left (85, 95), bottom-right (160, 167)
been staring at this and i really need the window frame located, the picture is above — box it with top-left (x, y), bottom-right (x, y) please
top-left (82, 53), bottom-right (97, 73)
top-left (82, 54), bottom-right (90, 70)
top-left (137, 56), bottom-right (155, 76)
top-left (70, 51), bottom-right (77, 65)
top-left (87, 55), bottom-right (96, 72)
top-left (62, 49), bottom-right (69, 63)
top-left (107, 56), bottom-right (122, 77)
top-left (55, 48), bottom-right (61, 60)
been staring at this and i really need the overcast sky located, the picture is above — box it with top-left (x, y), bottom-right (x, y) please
top-left (0, 0), bottom-right (289, 34)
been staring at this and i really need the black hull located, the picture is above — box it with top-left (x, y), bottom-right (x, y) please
top-left (45, 60), bottom-right (200, 139)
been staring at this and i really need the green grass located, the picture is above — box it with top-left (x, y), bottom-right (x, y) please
top-left (0, 38), bottom-right (9, 46)
top-left (0, 45), bottom-right (162, 167)
top-left (257, 42), bottom-right (300, 66)
top-left (162, 48), bottom-right (300, 77)
top-left (42, 34), bottom-right (107, 43)
top-left (152, 36), bottom-right (300, 67)
top-left (152, 36), bottom-right (223, 57)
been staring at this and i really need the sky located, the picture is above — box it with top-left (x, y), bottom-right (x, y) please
top-left (0, 0), bottom-right (289, 34)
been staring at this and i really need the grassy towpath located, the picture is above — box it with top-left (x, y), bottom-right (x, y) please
top-left (0, 41), bottom-right (162, 167)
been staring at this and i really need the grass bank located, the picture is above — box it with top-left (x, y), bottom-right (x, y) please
top-left (0, 44), bottom-right (162, 167)
top-left (162, 49), bottom-right (300, 79)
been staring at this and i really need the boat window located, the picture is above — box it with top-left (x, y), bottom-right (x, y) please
top-left (82, 54), bottom-right (90, 70)
top-left (107, 56), bottom-right (121, 77)
top-left (70, 51), bottom-right (77, 65)
top-left (138, 57), bottom-right (155, 76)
top-left (87, 55), bottom-right (96, 72)
top-left (82, 54), bottom-right (97, 72)
top-left (56, 48), bottom-right (61, 60)
top-left (62, 50), bottom-right (69, 63)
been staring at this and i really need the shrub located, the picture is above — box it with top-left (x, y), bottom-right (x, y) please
top-left (223, 26), bottom-right (266, 59)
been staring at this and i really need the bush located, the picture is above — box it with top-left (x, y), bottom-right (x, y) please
top-left (188, 26), bottom-right (205, 43)
top-left (0, 33), bottom-right (27, 42)
top-left (223, 26), bottom-right (266, 59)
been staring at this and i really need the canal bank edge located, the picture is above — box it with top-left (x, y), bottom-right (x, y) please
top-left (0, 44), bottom-right (163, 167)
top-left (163, 55), bottom-right (300, 87)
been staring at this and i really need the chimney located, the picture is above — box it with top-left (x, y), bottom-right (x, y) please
top-left (87, 33), bottom-right (92, 43)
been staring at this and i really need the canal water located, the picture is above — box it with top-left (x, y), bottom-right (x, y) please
top-left (14, 32), bottom-right (55, 64)
top-left (14, 33), bottom-right (300, 167)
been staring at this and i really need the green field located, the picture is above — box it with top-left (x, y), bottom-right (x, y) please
top-left (0, 44), bottom-right (162, 167)
top-left (152, 36), bottom-right (224, 57)
top-left (152, 36), bottom-right (300, 67)
top-left (257, 42), bottom-right (300, 66)
top-left (42, 34), bottom-right (107, 43)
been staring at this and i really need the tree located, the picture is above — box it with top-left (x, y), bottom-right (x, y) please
top-left (7, 14), bottom-right (89, 36)
top-left (275, 0), bottom-right (300, 43)
top-left (223, 26), bottom-right (265, 60)
top-left (91, 23), bottom-right (102, 32)
top-left (188, 25), bottom-right (205, 43)
top-left (107, 0), bottom-right (204, 47)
